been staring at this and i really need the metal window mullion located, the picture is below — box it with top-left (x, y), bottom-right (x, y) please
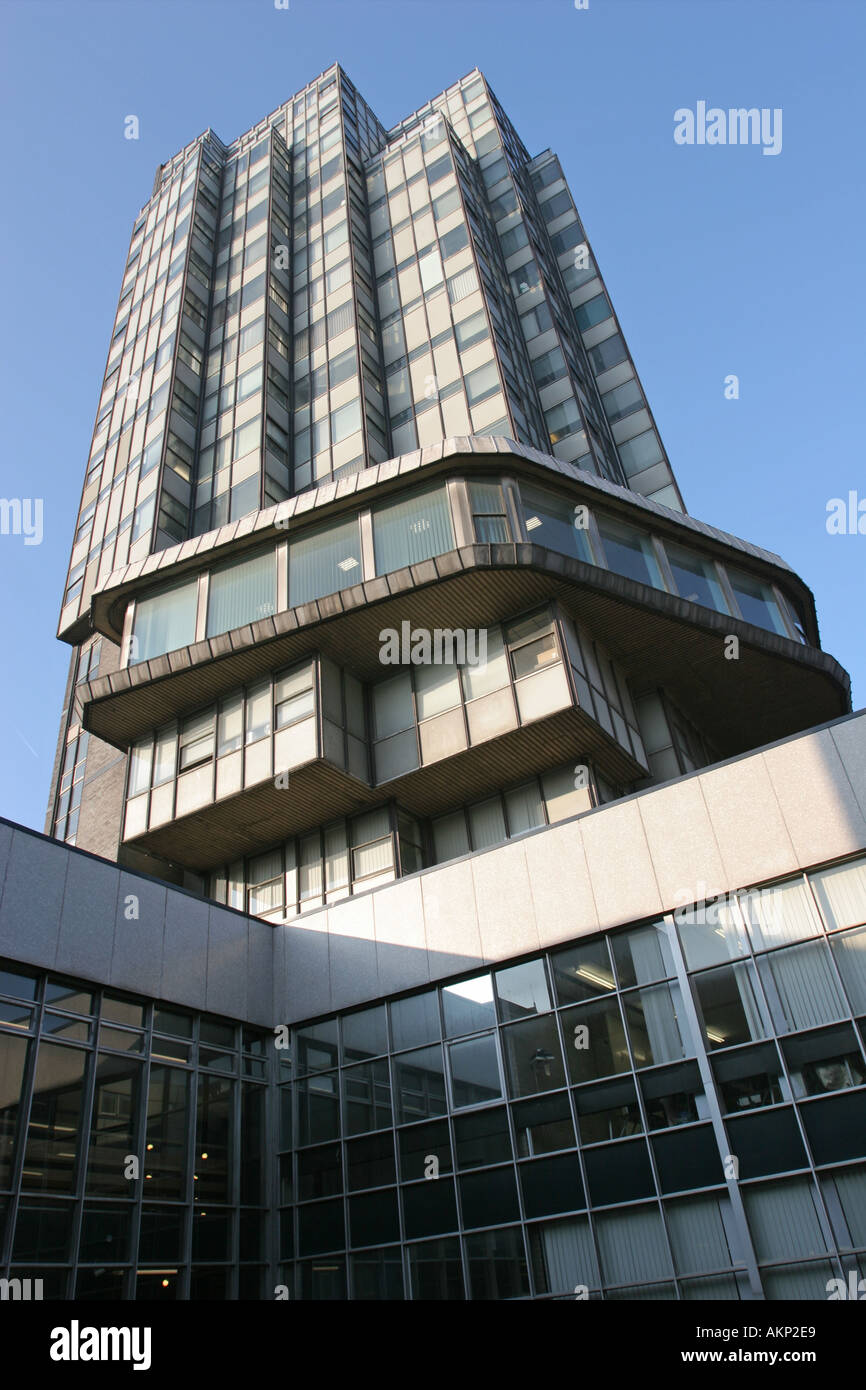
top-left (552, 996), bottom-right (605, 1298)
top-left (660, 914), bottom-right (765, 1299)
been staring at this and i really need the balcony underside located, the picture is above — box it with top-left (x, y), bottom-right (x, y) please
top-left (122, 703), bottom-right (639, 871)
top-left (81, 543), bottom-right (850, 758)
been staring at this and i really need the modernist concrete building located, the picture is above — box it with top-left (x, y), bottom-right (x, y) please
top-left (0, 65), bottom-right (862, 1300)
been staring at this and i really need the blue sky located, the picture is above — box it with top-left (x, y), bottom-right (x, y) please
top-left (0, 0), bottom-right (863, 833)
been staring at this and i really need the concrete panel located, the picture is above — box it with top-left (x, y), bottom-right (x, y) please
top-left (522, 820), bottom-right (600, 946)
top-left (110, 871), bottom-right (166, 997)
top-left (471, 842), bottom-right (540, 963)
top-left (56, 850), bottom-right (119, 980)
top-left (373, 878), bottom-right (429, 996)
top-left (206, 906), bottom-right (248, 1019)
top-left (637, 777), bottom-right (728, 911)
top-left (0, 831), bottom-right (68, 970)
top-left (247, 918), bottom-right (275, 1028)
top-left (699, 756), bottom-right (798, 886)
top-left (160, 891), bottom-right (209, 1010)
top-left (580, 799), bottom-right (663, 928)
top-left (0, 821), bottom-right (14, 903)
top-left (281, 913), bottom-right (332, 1022)
top-left (421, 859), bottom-right (484, 977)
top-left (762, 728), bottom-right (866, 869)
top-left (328, 893), bottom-right (379, 1011)
top-left (829, 715), bottom-right (866, 828)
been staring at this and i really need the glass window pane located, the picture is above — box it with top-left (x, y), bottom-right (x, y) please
top-left (562, 998), bottom-right (630, 1083)
top-left (740, 878), bottom-right (822, 950)
top-left (394, 1045), bottom-right (446, 1123)
top-left (86, 1054), bottom-right (142, 1195)
top-left (501, 1014), bottom-right (565, 1097)
top-left (520, 484), bottom-right (593, 563)
top-left (461, 626), bottom-right (509, 700)
top-left (693, 961), bottom-right (769, 1049)
top-left (144, 1065), bottom-right (190, 1199)
top-left (390, 991), bottom-right (440, 1051)
top-left (622, 983), bottom-right (689, 1068)
top-left (290, 517), bottom-right (362, 606)
top-left (551, 940), bottom-right (616, 1004)
top-left (449, 1034), bottom-right (502, 1108)
top-left (206, 550), bottom-right (276, 637)
top-left (666, 543), bottom-right (728, 613)
top-left (342, 1006), bottom-right (388, 1062)
top-left (442, 976), bottom-right (496, 1036)
top-left (811, 858), bottom-right (866, 931)
top-left (495, 959), bottom-right (551, 1021)
top-left (728, 568), bottom-right (787, 635)
top-left (453, 1106), bottom-right (511, 1169)
top-left (597, 518), bottom-right (663, 589)
top-left (372, 486), bottom-right (454, 573)
top-left (0, 1034), bottom-right (29, 1187)
top-left (612, 922), bottom-right (675, 987)
top-left (512, 1092), bottom-right (575, 1157)
top-left (23, 1042), bottom-right (87, 1191)
top-left (757, 940), bottom-right (847, 1033)
top-left (132, 580), bottom-right (198, 662)
top-left (414, 662), bottom-right (460, 720)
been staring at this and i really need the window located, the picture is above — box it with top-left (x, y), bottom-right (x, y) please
top-left (131, 579), bottom-right (197, 663)
top-left (574, 293), bottom-right (612, 332)
top-left (464, 361), bottom-right (500, 406)
top-left (245, 683), bottom-right (272, 744)
top-left (597, 518), bottom-right (664, 590)
top-left (545, 397), bottom-right (583, 444)
top-left (372, 486), bottom-right (454, 573)
top-left (531, 348), bottom-right (567, 389)
top-left (665, 543), bottom-right (728, 613)
top-left (290, 517), bottom-right (362, 606)
top-left (727, 569), bottom-right (788, 636)
top-left (520, 485), bottom-right (593, 563)
top-left (179, 711), bottom-right (215, 771)
top-left (275, 664), bottom-right (315, 729)
top-left (504, 611), bottom-right (559, 680)
top-left (206, 550), bottom-right (277, 638)
top-left (601, 379), bottom-right (643, 423)
top-left (440, 224), bottom-right (469, 260)
top-left (454, 311), bottom-right (488, 352)
top-left (469, 480), bottom-right (510, 543)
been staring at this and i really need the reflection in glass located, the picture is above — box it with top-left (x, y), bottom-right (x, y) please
top-left (640, 1061), bottom-right (706, 1131)
top-left (562, 998), bottom-right (630, 1083)
top-left (495, 958), bottom-right (551, 1021)
top-left (442, 975), bottom-right (496, 1037)
top-left (622, 983), bottom-right (688, 1068)
top-left (145, 1065), bottom-right (190, 1199)
top-left (86, 1054), bottom-right (142, 1195)
top-left (393, 1046), bottom-right (447, 1124)
top-left (551, 940), bottom-right (615, 1005)
top-left (575, 1077), bottom-right (642, 1144)
top-left (501, 1014), bottom-right (565, 1097)
top-left (23, 1042), bottom-right (87, 1192)
top-left (449, 1034), bottom-right (502, 1108)
top-left (195, 1074), bottom-right (233, 1204)
top-left (692, 961), bottom-right (769, 1049)
top-left (512, 1092), bottom-right (575, 1157)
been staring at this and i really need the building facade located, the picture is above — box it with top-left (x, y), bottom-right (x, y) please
top-left (0, 64), bottom-right (860, 1299)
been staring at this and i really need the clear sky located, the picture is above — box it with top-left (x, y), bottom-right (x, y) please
top-left (0, 0), bottom-right (862, 833)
